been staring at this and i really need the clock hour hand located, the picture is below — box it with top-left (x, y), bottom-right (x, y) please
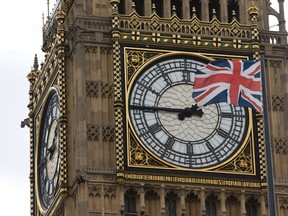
top-left (47, 130), bottom-right (58, 160)
top-left (129, 104), bottom-right (203, 120)
top-left (178, 104), bottom-right (203, 120)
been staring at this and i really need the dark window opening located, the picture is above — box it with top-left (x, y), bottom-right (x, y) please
top-left (152, 0), bottom-right (164, 17)
top-left (190, 0), bottom-right (201, 19)
top-left (124, 189), bottom-right (137, 216)
top-left (165, 192), bottom-right (177, 216)
top-left (228, 0), bottom-right (239, 22)
top-left (171, 0), bottom-right (183, 18)
top-left (119, 0), bottom-right (125, 14)
top-left (209, 0), bottom-right (220, 20)
top-left (205, 194), bottom-right (217, 216)
top-left (245, 198), bottom-right (258, 216)
top-left (134, 0), bottom-right (145, 16)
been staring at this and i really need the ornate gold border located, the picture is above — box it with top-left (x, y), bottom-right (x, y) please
top-left (120, 172), bottom-right (262, 188)
top-left (29, 9), bottom-right (68, 215)
top-left (123, 47), bottom-right (256, 175)
top-left (111, 0), bottom-right (264, 184)
top-left (34, 88), bottom-right (61, 214)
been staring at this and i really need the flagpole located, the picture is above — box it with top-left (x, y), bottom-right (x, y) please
top-left (260, 52), bottom-right (276, 216)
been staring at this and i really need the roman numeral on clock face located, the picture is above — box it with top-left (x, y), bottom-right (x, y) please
top-left (221, 112), bottom-right (232, 118)
top-left (165, 137), bottom-right (175, 149)
top-left (148, 122), bottom-right (162, 134)
top-left (206, 141), bottom-right (214, 151)
top-left (163, 74), bottom-right (172, 85)
top-left (187, 143), bottom-right (194, 155)
top-left (218, 128), bottom-right (229, 138)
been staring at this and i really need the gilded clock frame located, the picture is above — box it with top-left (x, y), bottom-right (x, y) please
top-left (121, 46), bottom-right (257, 175)
top-left (111, 2), bottom-right (265, 187)
top-left (34, 87), bottom-right (65, 214)
top-left (125, 49), bottom-right (255, 172)
top-left (27, 6), bottom-right (68, 215)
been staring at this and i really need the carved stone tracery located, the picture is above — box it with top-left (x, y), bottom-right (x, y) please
top-left (279, 197), bottom-right (288, 209)
top-left (274, 137), bottom-right (288, 154)
top-left (86, 80), bottom-right (114, 99)
top-left (272, 95), bottom-right (284, 111)
top-left (89, 185), bottom-right (102, 197)
top-left (87, 124), bottom-right (115, 142)
top-left (87, 124), bottom-right (100, 141)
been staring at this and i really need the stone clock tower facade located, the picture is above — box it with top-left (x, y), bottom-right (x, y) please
top-left (27, 0), bottom-right (288, 215)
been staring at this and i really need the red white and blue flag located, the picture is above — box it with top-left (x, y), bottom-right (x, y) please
top-left (192, 60), bottom-right (263, 112)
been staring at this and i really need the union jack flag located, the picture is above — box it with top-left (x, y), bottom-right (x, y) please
top-left (192, 60), bottom-right (263, 112)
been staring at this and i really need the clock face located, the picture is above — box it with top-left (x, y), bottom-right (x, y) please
top-left (37, 92), bottom-right (60, 209)
top-left (128, 56), bottom-right (249, 169)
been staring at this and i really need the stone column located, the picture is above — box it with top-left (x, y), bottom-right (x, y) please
top-left (260, 194), bottom-right (267, 216)
top-left (201, 0), bottom-right (209, 21)
top-left (238, 0), bottom-right (247, 24)
top-left (144, 0), bottom-right (152, 16)
top-left (139, 185), bottom-right (145, 214)
top-left (182, 0), bottom-right (190, 19)
top-left (220, 189), bottom-right (226, 216)
top-left (101, 184), bottom-right (105, 216)
top-left (278, 0), bottom-right (287, 32)
top-left (119, 186), bottom-right (125, 214)
top-left (240, 191), bottom-right (246, 216)
top-left (200, 188), bottom-right (206, 216)
top-left (219, 0), bottom-right (228, 22)
top-left (125, 0), bottom-right (133, 14)
top-left (180, 187), bottom-right (186, 214)
top-left (160, 185), bottom-right (166, 215)
top-left (163, 0), bottom-right (171, 18)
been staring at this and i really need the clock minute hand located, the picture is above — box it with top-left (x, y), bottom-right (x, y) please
top-left (129, 104), bottom-right (203, 120)
top-left (129, 105), bottom-right (185, 113)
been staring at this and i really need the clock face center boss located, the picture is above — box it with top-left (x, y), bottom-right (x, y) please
top-left (128, 56), bottom-right (249, 169)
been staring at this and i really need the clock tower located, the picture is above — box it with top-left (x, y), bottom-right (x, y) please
top-left (27, 0), bottom-right (288, 215)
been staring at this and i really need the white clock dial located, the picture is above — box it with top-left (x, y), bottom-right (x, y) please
top-left (128, 56), bottom-right (248, 169)
top-left (38, 92), bottom-right (60, 209)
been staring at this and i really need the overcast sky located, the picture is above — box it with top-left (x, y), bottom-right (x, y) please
top-left (0, 1), bottom-right (286, 215)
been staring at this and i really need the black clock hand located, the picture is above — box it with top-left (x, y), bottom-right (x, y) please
top-left (129, 104), bottom-right (203, 120)
top-left (178, 104), bottom-right (204, 120)
top-left (129, 105), bottom-right (186, 113)
top-left (39, 155), bottom-right (48, 168)
top-left (47, 130), bottom-right (58, 160)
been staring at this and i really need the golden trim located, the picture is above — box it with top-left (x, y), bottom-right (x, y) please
top-left (119, 172), bottom-right (262, 188)
top-left (34, 87), bottom-right (61, 214)
top-left (123, 46), bottom-right (256, 174)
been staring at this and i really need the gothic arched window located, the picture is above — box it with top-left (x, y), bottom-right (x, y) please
top-left (209, 0), bottom-right (220, 20)
top-left (134, 0), bottom-right (145, 16)
top-left (171, 0), bottom-right (183, 18)
top-left (152, 0), bottom-right (164, 17)
top-left (205, 194), bottom-right (218, 216)
top-left (118, 0), bottom-right (125, 14)
top-left (165, 192), bottom-right (177, 216)
top-left (124, 189), bottom-right (137, 216)
top-left (186, 193), bottom-right (200, 215)
top-left (145, 190), bottom-right (159, 215)
top-left (245, 197), bottom-right (258, 216)
top-left (228, 0), bottom-right (239, 22)
top-left (190, 0), bottom-right (201, 19)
